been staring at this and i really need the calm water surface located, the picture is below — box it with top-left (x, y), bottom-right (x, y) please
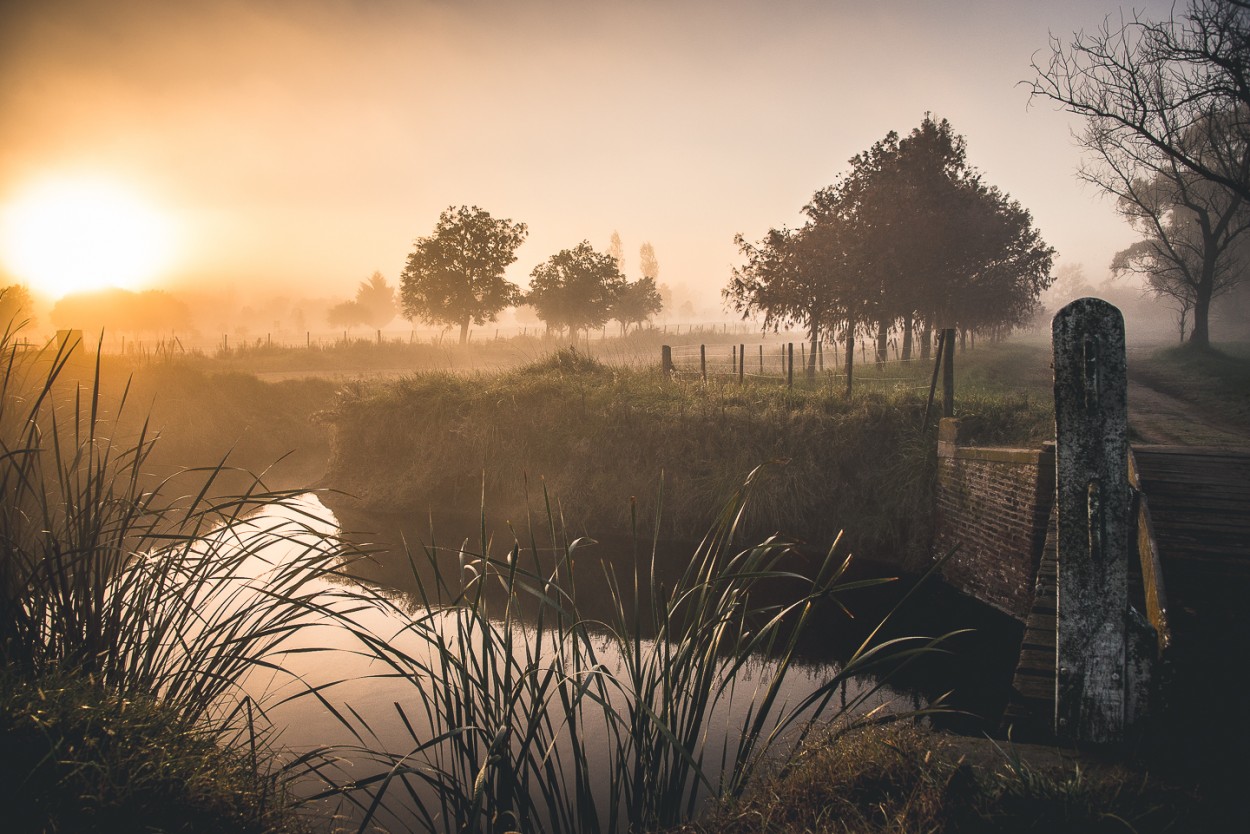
top-left (229, 495), bottom-right (1019, 829)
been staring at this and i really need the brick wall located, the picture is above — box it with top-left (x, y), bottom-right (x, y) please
top-left (933, 419), bottom-right (1054, 621)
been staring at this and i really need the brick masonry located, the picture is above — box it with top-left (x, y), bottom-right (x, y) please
top-left (933, 418), bottom-right (1055, 622)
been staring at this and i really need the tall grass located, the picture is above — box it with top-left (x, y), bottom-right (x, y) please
top-left (300, 469), bottom-right (952, 834)
top-left (1, 316), bottom-right (955, 833)
top-left (0, 318), bottom-right (383, 828)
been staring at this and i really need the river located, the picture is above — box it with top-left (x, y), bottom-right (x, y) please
top-left (224, 494), bottom-right (1019, 832)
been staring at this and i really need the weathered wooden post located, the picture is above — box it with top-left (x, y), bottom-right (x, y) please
top-left (1053, 298), bottom-right (1131, 742)
top-left (700, 344), bottom-right (707, 382)
top-left (787, 343), bottom-right (794, 388)
top-left (661, 344), bottom-right (674, 376)
top-left (941, 327), bottom-right (955, 417)
top-left (739, 343), bottom-right (745, 383)
top-left (759, 345), bottom-right (764, 375)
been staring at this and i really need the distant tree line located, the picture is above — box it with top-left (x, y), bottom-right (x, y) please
top-left (724, 115), bottom-right (1055, 380)
top-left (397, 207), bottom-right (663, 344)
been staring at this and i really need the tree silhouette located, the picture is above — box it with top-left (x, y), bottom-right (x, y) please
top-left (613, 276), bottom-right (663, 335)
top-left (1031, 1), bottom-right (1250, 203)
top-left (0, 284), bottom-right (35, 331)
top-left (527, 241), bottom-right (625, 341)
top-left (400, 206), bottom-right (528, 344)
top-left (639, 242), bottom-right (659, 281)
top-left (728, 116), bottom-right (1054, 377)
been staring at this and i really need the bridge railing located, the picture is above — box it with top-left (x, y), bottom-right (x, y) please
top-left (1129, 450), bottom-right (1173, 655)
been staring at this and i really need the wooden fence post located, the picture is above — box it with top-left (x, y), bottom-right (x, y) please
top-left (787, 343), bottom-right (794, 388)
top-left (1052, 298), bottom-right (1131, 743)
top-left (739, 343), bottom-right (745, 384)
top-left (661, 345), bottom-right (674, 376)
top-left (942, 328), bottom-right (955, 417)
top-left (759, 345), bottom-right (763, 375)
top-left (700, 344), bottom-right (707, 382)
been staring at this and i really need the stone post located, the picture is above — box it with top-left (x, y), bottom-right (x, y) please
top-left (1052, 298), bottom-right (1130, 742)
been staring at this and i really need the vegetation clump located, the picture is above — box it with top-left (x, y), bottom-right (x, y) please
top-left (0, 671), bottom-right (308, 834)
top-left (677, 722), bottom-right (1202, 834)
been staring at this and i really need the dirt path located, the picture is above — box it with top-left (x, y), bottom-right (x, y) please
top-left (1127, 367), bottom-right (1250, 448)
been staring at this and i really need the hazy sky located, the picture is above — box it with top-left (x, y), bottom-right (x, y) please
top-left (0, 0), bottom-right (1178, 308)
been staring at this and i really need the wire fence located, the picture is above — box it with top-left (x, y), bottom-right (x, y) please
top-left (661, 339), bottom-right (940, 391)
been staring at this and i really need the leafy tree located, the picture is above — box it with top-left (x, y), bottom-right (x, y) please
top-left (1031, 1), bottom-right (1250, 203)
top-left (726, 222), bottom-right (859, 380)
top-left (613, 276), bottom-right (663, 335)
top-left (527, 241), bottom-right (625, 340)
top-left (728, 116), bottom-right (1054, 382)
top-left (639, 242), bottom-right (659, 281)
top-left (0, 284), bottom-right (35, 330)
top-left (400, 206), bottom-right (528, 344)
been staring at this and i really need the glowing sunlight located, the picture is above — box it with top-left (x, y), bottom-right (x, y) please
top-left (0, 176), bottom-right (178, 298)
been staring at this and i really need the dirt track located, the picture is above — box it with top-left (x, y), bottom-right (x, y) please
top-left (1127, 364), bottom-right (1250, 448)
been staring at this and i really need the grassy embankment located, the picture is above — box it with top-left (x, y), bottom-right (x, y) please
top-left (323, 343), bottom-right (1054, 569)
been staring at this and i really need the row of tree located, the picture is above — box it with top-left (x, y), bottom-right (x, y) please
top-left (724, 116), bottom-right (1055, 378)
top-left (396, 206), bottom-right (662, 344)
top-left (1033, 0), bottom-right (1249, 346)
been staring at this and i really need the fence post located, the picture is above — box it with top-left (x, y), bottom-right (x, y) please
top-left (732, 344), bottom-right (737, 375)
top-left (739, 343), bottom-right (745, 383)
top-left (661, 344), bottom-right (674, 376)
top-left (787, 343), bottom-right (794, 388)
top-left (700, 344), bottom-right (707, 382)
top-left (942, 328), bottom-right (955, 417)
top-left (759, 345), bottom-right (763, 375)
top-left (1052, 298), bottom-right (1131, 743)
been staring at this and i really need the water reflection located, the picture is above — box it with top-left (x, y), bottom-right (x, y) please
top-left (232, 495), bottom-right (1017, 832)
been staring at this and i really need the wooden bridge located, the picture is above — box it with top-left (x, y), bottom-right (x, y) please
top-left (1003, 445), bottom-right (1250, 738)
top-left (983, 299), bottom-right (1250, 743)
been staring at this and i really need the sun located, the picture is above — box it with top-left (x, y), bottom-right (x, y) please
top-left (0, 177), bottom-right (178, 299)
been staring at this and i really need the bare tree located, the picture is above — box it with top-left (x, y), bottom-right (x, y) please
top-left (1031, 1), bottom-right (1250, 201)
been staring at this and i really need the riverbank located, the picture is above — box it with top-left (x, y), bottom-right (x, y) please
top-left (322, 347), bottom-right (1052, 570)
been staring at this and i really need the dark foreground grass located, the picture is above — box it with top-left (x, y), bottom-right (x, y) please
top-left (0, 671), bottom-right (309, 834)
top-left (675, 722), bottom-right (1204, 834)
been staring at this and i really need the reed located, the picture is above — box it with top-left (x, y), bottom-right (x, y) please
top-left (301, 469), bottom-right (953, 833)
top-left (0, 318), bottom-right (378, 829)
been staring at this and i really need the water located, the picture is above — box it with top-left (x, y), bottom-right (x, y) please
top-left (224, 495), bottom-right (1018, 832)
